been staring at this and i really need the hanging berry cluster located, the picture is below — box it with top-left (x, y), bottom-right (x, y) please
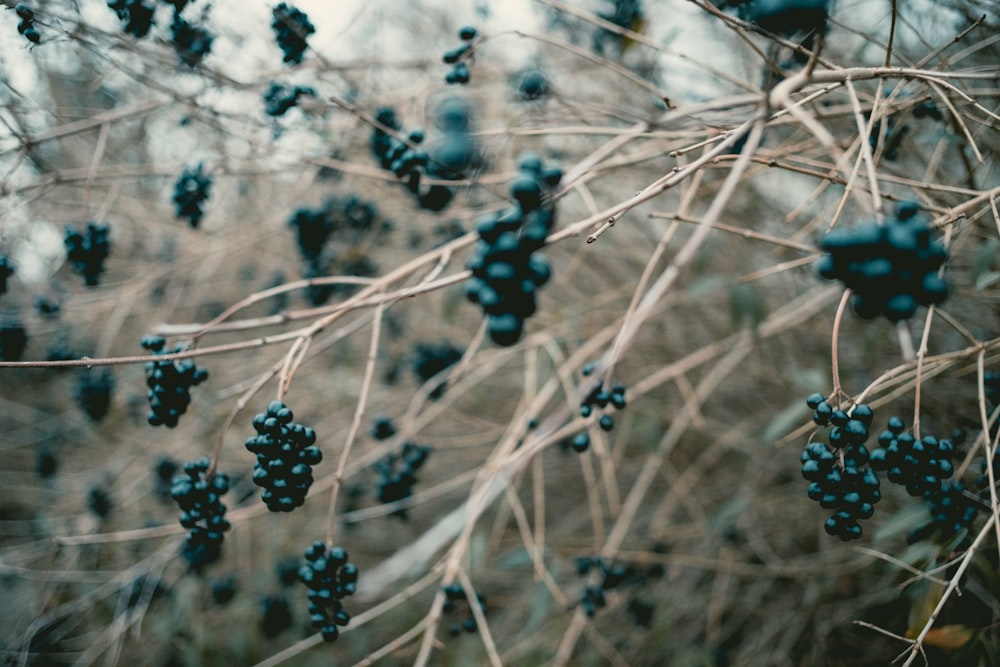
top-left (245, 400), bottom-right (322, 512)
top-left (141, 335), bottom-right (208, 428)
top-left (15, 4), bottom-right (40, 43)
top-left (75, 367), bottom-right (114, 421)
top-left (271, 2), bottom-right (314, 65)
top-left (465, 154), bottom-right (561, 347)
top-left (171, 458), bottom-right (231, 570)
top-left (573, 556), bottom-right (654, 618)
top-left (298, 541), bottom-right (358, 643)
top-left (107, 0), bottom-right (155, 38)
top-left (908, 482), bottom-right (979, 547)
top-left (816, 201), bottom-right (949, 322)
top-left (443, 26), bottom-right (478, 85)
top-left (263, 82), bottom-right (316, 117)
top-left (369, 107), bottom-right (454, 212)
top-left (64, 222), bottom-right (111, 287)
top-left (172, 163), bottom-right (213, 228)
top-left (372, 437), bottom-right (432, 519)
top-left (412, 340), bottom-right (464, 399)
top-left (170, 13), bottom-right (214, 68)
top-left (801, 394), bottom-right (880, 541)
top-left (441, 583), bottom-right (487, 636)
top-left (869, 416), bottom-right (956, 496)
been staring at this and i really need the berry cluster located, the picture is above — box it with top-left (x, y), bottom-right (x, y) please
top-left (171, 458), bottom-right (231, 571)
top-left (869, 416), bottom-right (955, 496)
top-left (88, 487), bottom-right (112, 518)
top-left (412, 340), bottom-right (463, 399)
top-left (245, 400), bottom-right (321, 512)
top-left (441, 583), bottom-right (486, 636)
top-left (64, 222), bottom-right (111, 287)
top-left (369, 107), bottom-right (453, 212)
top-left (15, 4), bottom-right (40, 43)
top-left (913, 99), bottom-right (944, 121)
top-left (107, 0), bottom-right (155, 38)
top-left (816, 202), bottom-right (949, 322)
top-left (802, 394), bottom-right (880, 540)
top-left (443, 26), bottom-right (477, 85)
top-left (260, 595), bottom-right (294, 638)
top-left (372, 438), bottom-right (432, 520)
top-left (172, 163), bottom-right (212, 228)
top-left (735, 0), bottom-right (829, 36)
top-left (170, 14), bottom-right (213, 68)
top-left (574, 556), bottom-right (648, 617)
top-left (0, 256), bottom-right (13, 296)
top-left (371, 415), bottom-right (396, 440)
top-left (271, 3), bottom-right (314, 65)
top-left (580, 377), bottom-right (627, 431)
top-left (908, 482), bottom-right (979, 547)
top-left (465, 154), bottom-right (561, 347)
top-left (75, 367), bottom-right (114, 421)
top-left (427, 97), bottom-right (479, 183)
top-left (0, 316), bottom-right (27, 361)
top-left (298, 541), bottom-right (358, 643)
top-left (263, 82), bottom-right (316, 117)
top-left (287, 195), bottom-right (383, 305)
top-left (141, 335), bottom-right (208, 428)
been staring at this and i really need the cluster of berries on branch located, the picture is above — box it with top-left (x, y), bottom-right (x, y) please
top-left (370, 107), bottom-right (454, 212)
top-left (816, 201), bottom-right (949, 322)
top-left (441, 583), bottom-right (487, 636)
top-left (573, 555), bottom-right (660, 618)
top-left (869, 416), bottom-right (956, 497)
top-left (908, 482), bottom-right (979, 548)
top-left (172, 163), bottom-right (212, 228)
top-left (271, 3), bottom-right (314, 65)
top-left (263, 82), bottom-right (316, 117)
top-left (15, 4), bottom-right (40, 43)
top-left (171, 458), bottom-right (231, 570)
top-left (298, 541), bottom-right (358, 643)
top-left (75, 367), bottom-right (115, 421)
top-left (443, 26), bottom-right (478, 85)
top-left (802, 393), bottom-right (880, 541)
top-left (371, 419), bottom-right (432, 520)
top-left (141, 335), bottom-right (208, 427)
top-left (107, 0), bottom-right (155, 38)
top-left (64, 222), bottom-right (111, 287)
top-left (170, 13), bottom-right (213, 67)
top-left (412, 340), bottom-right (464, 399)
top-left (465, 153), bottom-right (561, 347)
top-left (245, 400), bottom-right (322, 512)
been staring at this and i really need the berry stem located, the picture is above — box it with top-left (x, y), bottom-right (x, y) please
top-left (830, 289), bottom-right (850, 396)
top-left (326, 299), bottom-right (385, 546)
top-left (896, 321), bottom-right (915, 362)
top-left (911, 304), bottom-right (936, 439)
